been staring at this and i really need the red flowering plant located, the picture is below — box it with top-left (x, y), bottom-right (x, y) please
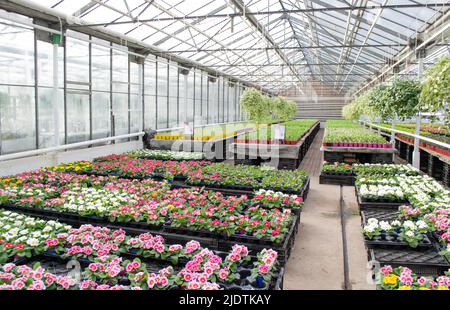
top-left (89, 158), bottom-right (209, 181)
top-left (186, 170), bottom-right (223, 186)
top-left (164, 189), bottom-right (246, 236)
top-left (93, 154), bottom-right (132, 163)
top-left (242, 207), bottom-right (293, 243)
top-left (252, 189), bottom-right (304, 210)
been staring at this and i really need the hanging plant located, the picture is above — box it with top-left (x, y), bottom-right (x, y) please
top-left (272, 96), bottom-right (297, 121)
top-left (343, 89), bottom-right (379, 121)
top-left (420, 55), bottom-right (450, 121)
top-left (384, 79), bottom-right (421, 119)
top-left (368, 84), bottom-right (392, 120)
top-left (241, 89), bottom-right (271, 124)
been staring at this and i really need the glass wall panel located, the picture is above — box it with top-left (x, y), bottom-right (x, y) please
top-left (130, 61), bottom-right (142, 134)
top-left (66, 35), bottom-right (90, 143)
top-left (228, 84), bottom-right (236, 122)
top-left (218, 77), bottom-right (223, 123)
top-left (0, 21), bottom-right (34, 86)
top-left (91, 92), bottom-right (110, 139)
top-left (194, 70), bottom-right (202, 126)
top-left (168, 96), bottom-right (178, 128)
top-left (0, 86), bottom-right (35, 154)
top-left (0, 20), bottom-right (36, 154)
top-left (157, 59), bottom-right (168, 129)
top-left (66, 93), bottom-right (89, 143)
top-left (37, 40), bottom-right (65, 148)
top-left (178, 72), bottom-right (186, 126)
top-left (144, 57), bottom-right (156, 96)
top-left (112, 46), bottom-right (129, 136)
top-left (168, 63), bottom-right (178, 128)
top-left (66, 36), bottom-right (89, 84)
top-left (223, 79), bottom-right (229, 123)
top-left (144, 58), bottom-right (156, 129)
top-left (208, 77), bottom-right (217, 124)
top-left (186, 71), bottom-right (194, 124)
top-left (91, 39), bottom-right (111, 139)
top-left (200, 73), bottom-right (208, 125)
top-left (144, 95), bottom-right (156, 130)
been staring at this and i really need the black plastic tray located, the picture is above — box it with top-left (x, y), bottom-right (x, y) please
top-left (0, 203), bottom-right (298, 266)
top-left (360, 210), bottom-right (400, 225)
top-left (369, 247), bottom-right (450, 277)
top-left (355, 186), bottom-right (406, 211)
top-left (364, 233), bottom-right (434, 251)
top-left (319, 173), bottom-right (355, 186)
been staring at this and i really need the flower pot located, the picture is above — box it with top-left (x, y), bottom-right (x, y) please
top-left (255, 275), bottom-right (265, 288)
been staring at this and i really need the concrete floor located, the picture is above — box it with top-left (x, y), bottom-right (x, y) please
top-left (284, 129), bottom-right (375, 290)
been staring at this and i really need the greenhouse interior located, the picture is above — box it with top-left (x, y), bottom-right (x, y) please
top-left (0, 0), bottom-right (449, 296)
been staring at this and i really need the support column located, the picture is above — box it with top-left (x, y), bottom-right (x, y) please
top-left (412, 56), bottom-right (424, 169)
top-left (391, 114), bottom-right (396, 143)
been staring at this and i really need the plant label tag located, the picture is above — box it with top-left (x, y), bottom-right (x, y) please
top-left (274, 124), bottom-right (285, 140)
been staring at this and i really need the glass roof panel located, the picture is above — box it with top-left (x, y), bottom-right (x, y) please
top-left (16, 0), bottom-right (449, 94)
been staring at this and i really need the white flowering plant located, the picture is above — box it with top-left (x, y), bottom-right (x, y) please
top-left (363, 218), bottom-right (430, 248)
top-left (0, 210), bottom-right (71, 263)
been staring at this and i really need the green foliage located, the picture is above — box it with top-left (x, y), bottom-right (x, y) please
top-left (241, 88), bottom-right (269, 124)
top-left (384, 79), bottom-right (421, 119)
top-left (344, 79), bottom-right (421, 121)
top-left (241, 89), bottom-right (297, 123)
top-left (343, 89), bottom-right (379, 121)
top-left (368, 84), bottom-right (391, 119)
top-left (420, 55), bottom-right (450, 120)
top-left (272, 97), bottom-right (297, 121)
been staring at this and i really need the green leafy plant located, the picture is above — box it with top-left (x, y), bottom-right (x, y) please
top-left (420, 55), bottom-right (450, 125)
top-left (241, 89), bottom-right (271, 124)
top-left (384, 79), bottom-right (421, 119)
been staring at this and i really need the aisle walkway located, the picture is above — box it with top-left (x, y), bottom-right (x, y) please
top-left (284, 129), bottom-right (374, 290)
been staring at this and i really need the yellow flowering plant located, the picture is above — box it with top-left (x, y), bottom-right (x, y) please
top-left (47, 161), bottom-right (93, 173)
top-left (378, 265), bottom-right (450, 290)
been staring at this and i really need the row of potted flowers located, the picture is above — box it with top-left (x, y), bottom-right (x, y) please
top-left (234, 119), bottom-right (318, 145)
top-left (186, 163), bottom-right (309, 192)
top-left (0, 210), bottom-right (71, 263)
top-left (356, 174), bottom-right (445, 203)
top-left (363, 218), bottom-right (430, 248)
top-left (43, 157), bottom-right (310, 194)
top-left (127, 150), bottom-right (206, 161)
top-left (48, 158), bottom-right (210, 182)
top-left (378, 265), bottom-right (449, 290)
top-left (323, 126), bottom-right (390, 148)
top-left (0, 174), bottom-right (298, 243)
top-left (321, 163), bottom-right (420, 177)
top-left (0, 212), bottom-right (280, 290)
top-left (355, 164), bottom-right (450, 259)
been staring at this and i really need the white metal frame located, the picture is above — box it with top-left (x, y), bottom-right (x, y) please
top-left (0, 132), bottom-right (144, 162)
top-left (361, 121), bottom-right (450, 150)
